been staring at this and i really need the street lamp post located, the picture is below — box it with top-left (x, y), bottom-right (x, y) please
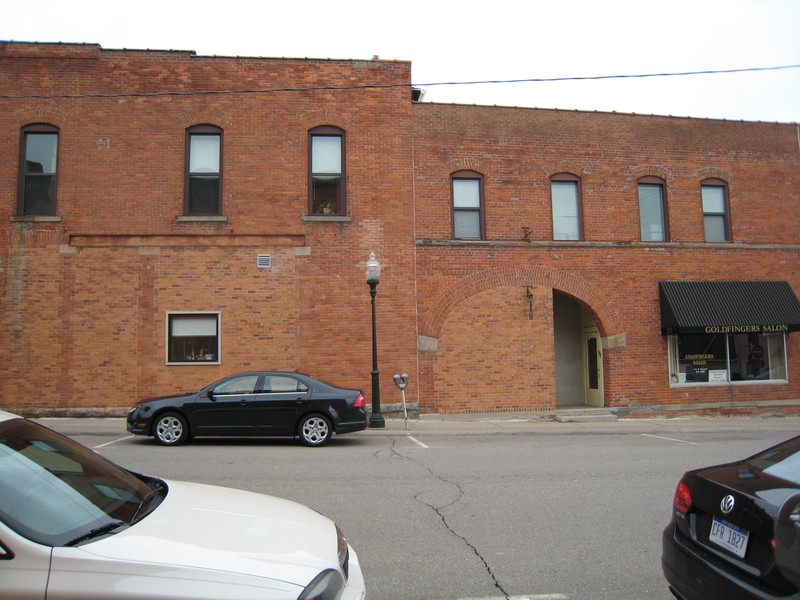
top-left (365, 252), bottom-right (385, 428)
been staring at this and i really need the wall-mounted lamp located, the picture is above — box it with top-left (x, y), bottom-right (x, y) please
top-left (524, 286), bottom-right (534, 320)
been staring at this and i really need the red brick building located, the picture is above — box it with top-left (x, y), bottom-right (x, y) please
top-left (2, 42), bottom-right (799, 417)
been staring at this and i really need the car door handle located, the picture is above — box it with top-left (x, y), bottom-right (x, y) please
top-left (240, 400), bottom-right (248, 406)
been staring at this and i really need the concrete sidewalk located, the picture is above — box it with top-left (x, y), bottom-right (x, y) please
top-left (35, 412), bottom-right (800, 438)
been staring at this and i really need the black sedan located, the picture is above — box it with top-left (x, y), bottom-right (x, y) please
top-left (127, 372), bottom-right (367, 447)
top-left (662, 435), bottom-right (800, 600)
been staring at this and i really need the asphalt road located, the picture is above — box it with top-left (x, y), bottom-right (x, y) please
top-left (43, 414), bottom-right (800, 600)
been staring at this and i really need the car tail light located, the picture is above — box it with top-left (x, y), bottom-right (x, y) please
top-left (673, 480), bottom-right (693, 514)
top-left (354, 393), bottom-right (365, 408)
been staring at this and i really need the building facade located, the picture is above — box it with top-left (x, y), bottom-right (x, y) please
top-left (2, 42), bottom-right (799, 417)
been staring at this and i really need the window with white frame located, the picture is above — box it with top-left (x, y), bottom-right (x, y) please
top-left (167, 313), bottom-right (220, 364)
top-left (668, 331), bottom-right (787, 385)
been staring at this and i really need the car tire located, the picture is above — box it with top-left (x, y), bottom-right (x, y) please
top-left (153, 412), bottom-right (189, 446)
top-left (298, 414), bottom-right (332, 447)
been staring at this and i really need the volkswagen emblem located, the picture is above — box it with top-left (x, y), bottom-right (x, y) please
top-left (720, 495), bottom-right (735, 514)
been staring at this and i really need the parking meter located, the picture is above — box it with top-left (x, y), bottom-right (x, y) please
top-left (393, 374), bottom-right (409, 390)
top-left (393, 374), bottom-right (410, 429)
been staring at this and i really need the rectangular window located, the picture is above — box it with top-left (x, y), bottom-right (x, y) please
top-left (167, 313), bottom-right (220, 364)
top-left (702, 184), bottom-right (728, 242)
top-left (187, 130), bottom-right (221, 215)
top-left (551, 180), bottom-right (581, 240)
top-left (22, 130), bottom-right (58, 216)
top-left (310, 133), bottom-right (344, 215)
top-left (668, 332), bottom-right (787, 384)
top-left (638, 183), bottom-right (666, 241)
top-left (453, 178), bottom-right (482, 239)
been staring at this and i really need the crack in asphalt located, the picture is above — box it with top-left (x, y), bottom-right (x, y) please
top-left (381, 436), bottom-right (511, 600)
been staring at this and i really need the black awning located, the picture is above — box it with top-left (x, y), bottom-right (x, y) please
top-left (659, 281), bottom-right (800, 335)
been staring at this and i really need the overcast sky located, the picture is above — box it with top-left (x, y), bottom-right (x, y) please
top-left (3, 0), bottom-right (799, 122)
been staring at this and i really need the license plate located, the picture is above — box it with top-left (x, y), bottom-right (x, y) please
top-left (709, 516), bottom-right (749, 558)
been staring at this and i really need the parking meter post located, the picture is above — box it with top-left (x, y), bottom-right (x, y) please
top-left (392, 373), bottom-right (410, 430)
top-left (401, 389), bottom-right (408, 430)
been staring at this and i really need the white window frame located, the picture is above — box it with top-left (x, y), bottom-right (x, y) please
top-left (166, 312), bottom-right (221, 365)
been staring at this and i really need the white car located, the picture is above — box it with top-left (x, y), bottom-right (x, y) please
top-left (0, 410), bottom-right (366, 599)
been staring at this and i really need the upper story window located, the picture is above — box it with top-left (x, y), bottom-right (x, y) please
top-left (452, 171), bottom-right (484, 240)
top-left (638, 177), bottom-right (668, 242)
top-left (701, 179), bottom-right (730, 242)
top-left (309, 126), bottom-right (345, 216)
top-left (186, 125), bottom-right (222, 215)
top-left (19, 124), bottom-right (59, 216)
top-left (550, 173), bottom-right (582, 241)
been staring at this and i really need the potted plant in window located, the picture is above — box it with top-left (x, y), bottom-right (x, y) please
top-left (318, 201), bottom-right (336, 215)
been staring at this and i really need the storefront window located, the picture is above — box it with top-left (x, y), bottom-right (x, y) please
top-left (669, 332), bottom-right (787, 384)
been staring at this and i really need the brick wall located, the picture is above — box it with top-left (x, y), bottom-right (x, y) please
top-left (1, 43), bottom-right (798, 417)
top-left (0, 43), bottom-right (418, 414)
top-left (412, 104), bottom-right (800, 413)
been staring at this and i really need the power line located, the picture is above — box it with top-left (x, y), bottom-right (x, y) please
top-left (0, 63), bottom-right (797, 100)
top-left (417, 64), bottom-right (800, 88)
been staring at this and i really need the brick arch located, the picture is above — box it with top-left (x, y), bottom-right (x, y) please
top-left (695, 166), bottom-right (733, 183)
top-left (302, 111), bottom-right (354, 131)
top-left (444, 158), bottom-right (487, 175)
top-left (540, 160), bottom-right (587, 178)
top-left (421, 264), bottom-right (623, 340)
top-left (629, 164), bottom-right (673, 182)
top-left (178, 110), bottom-right (232, 130)
top-left (13, 106), bottom-right (71, 128)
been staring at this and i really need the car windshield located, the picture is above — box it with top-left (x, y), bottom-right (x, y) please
top-left (750, 436), bottom-right (800, 485)
top-left (0, 418), bottom-right (160, 546)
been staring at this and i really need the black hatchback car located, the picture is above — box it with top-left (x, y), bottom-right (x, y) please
top-left (127, 372), bottom-right (366, 447)
top-left (662, 435), bottom-right (800, 600)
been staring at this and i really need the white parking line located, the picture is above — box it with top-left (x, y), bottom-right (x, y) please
top-left (459, 595), bottom-right (568, 600)
top-left (94, 436), bottom-right (134, 449)
top-left (407, 435), bottom-right (429, 448)
top-left (641, 433), bottom-right (698, 445)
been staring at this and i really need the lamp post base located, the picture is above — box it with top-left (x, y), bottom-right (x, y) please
top-left (369, 413), bottom-right (386, 428)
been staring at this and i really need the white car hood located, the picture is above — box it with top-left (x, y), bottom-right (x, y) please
top-left (70, 480), bottom-right (339, 590)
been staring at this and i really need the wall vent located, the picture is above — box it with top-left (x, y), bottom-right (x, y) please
top-left (257, 254), bottom-right (272, 269)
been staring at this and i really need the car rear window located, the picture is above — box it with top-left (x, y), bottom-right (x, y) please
top-left (750, 437), bottom-right (800, 484)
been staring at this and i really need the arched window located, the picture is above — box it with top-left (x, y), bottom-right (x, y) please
top-left (451, 170), bottom-right (484, 240)
top-left (701, 178), bottom-right (730, 242)
top-left (550, 173), bottom-right (582, 241)
top-left (185, 125), bottom-right (223, 215)
top-left (637, 176), bottom-right (668, 241)
top-left (309, 126), bottom-right (345, 215)
top-left (19, 123), bottom-right (59, 216)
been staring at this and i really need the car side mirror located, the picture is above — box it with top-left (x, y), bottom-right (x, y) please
top-left (775, 492), bottom-right (800, 589)
top-left (205, 390), bottom-right (215, 401)
top-left (0, 539), bottom-right (15, 560)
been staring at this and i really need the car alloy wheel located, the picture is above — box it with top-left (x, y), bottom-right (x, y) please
top-left (299, 414), bottom-right (332, 447)
top-left (154, 412), bottom-right (189, 446)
